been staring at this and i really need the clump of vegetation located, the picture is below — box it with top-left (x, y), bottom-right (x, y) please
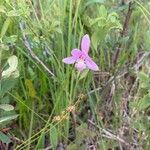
top-left (0, 0), bottom-right (150, 149)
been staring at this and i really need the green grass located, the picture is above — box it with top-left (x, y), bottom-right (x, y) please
top-left (0, 0), bottom-right (150, 149)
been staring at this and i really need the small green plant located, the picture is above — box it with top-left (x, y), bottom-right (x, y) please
top-left (86, 5), bottom-right (122, 50)
top-left (0, 55), bottom-right (19, 114)
top-left (0, 7), bottom-right (20, 143)
top-left (129, 56), bottom-right (150, 149)
top-left (0, 55), bottom-right (19, 143)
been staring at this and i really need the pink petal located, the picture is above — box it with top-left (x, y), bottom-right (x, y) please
top-left (71, 49), bottom-right (82, 58)
top-left (81, 34), bottom-right (90, 54)
top-left (62, 56), bottom-right (76, 64)
top-left (75, 60), bottom-right (86, 71)
top-left (85, 58), bottom-right (99, 71)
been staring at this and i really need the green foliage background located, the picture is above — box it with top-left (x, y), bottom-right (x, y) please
top-left (0, 0), bottom-right (150, 149)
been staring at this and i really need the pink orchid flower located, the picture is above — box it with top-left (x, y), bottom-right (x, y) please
top-left (62, 34), bottom-right (99, 71)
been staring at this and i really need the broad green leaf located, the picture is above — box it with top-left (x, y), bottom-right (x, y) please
top-left (99, 5), bottom-right (107, 18)
top-left (138, 95), bottom-right (150, 110)
top-left (8, 55), bottom-right (18, 69)
top-left (0, 104), bottom-right (14, 111)
top-left (1, 17), bottom-right (10, 38)
top-left (0, 114), bottom-right (19, 124)
top-left (0, 131), bottom-right (11, 144)
top-left (50, 126), bottom-right (58, 149)
top-left (0, 78), bottom-right (17, 97)
top-left (91, 29), bottom-right (106, 49)
top-left (2, 55), bottom-right (19, 79)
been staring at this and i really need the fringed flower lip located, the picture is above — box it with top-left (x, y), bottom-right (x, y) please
top-left (62, 34), bottom-right (99, 71)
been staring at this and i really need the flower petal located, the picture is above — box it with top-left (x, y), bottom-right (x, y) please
top-left (71, 49), bottom-right (82, 58)
top-left (81, 34), bottom-right (90, 54)
top-left (85, 58), bottom-right (99, 71)
top-left (75, 60), bottom-right (86, 71)
top-left (62, 56), bottom-right (76, 64)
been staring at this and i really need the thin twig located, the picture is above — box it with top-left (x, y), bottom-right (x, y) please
top-left (44, 145), bottom-right (53, 150)
top-left (113, 1), bottom-right (133, 65)
top-left (19, 22), bottom-right (55, 77)
top-left (121, 1), bottom-right (133, 37)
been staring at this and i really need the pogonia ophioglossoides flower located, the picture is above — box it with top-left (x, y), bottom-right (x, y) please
top-left (62, 34), bottom-right (99, 71)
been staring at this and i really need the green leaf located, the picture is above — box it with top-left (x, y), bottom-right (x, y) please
top-left (2, 55), bottom-right (19, 79)
top-left (0, 5), bottom-right (6, 13)
top-left (8, 55), bottom-right (18, 70)
top-left (5, 35), bottom-right (17, 44)
top-left (138, 72), bottom-right (149, 82)
top-left (0, 131), bottom-right (11, 144)
top-left (91, 17), bottom-right (106, 27)
top-left (0, 78), bottom-right (17, 97)
top-left (86, 0), bottom-right (105, 7)
top-left (92, 31), bottom-right (99, 50)
top-left (91, 29), bottom-right (106, 49)
top-left (1, 17), bottom-right (10, 38)
top-left (0, 114), bottom-right (19, 124)
top-left (79, 69), bottom-right (89, 80)
top-left (99, 5), bottom-right (107, 18)
top-left (0, 96), bottom-right (10, 103)
top-left (50, 126), bottom-right (58, 149)
top-left (138, 95), bottom-right (150, 110)
top-left (0, 104), bottom-right (14, 111)
top-left (35, 133), bottom-right (45, 149)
